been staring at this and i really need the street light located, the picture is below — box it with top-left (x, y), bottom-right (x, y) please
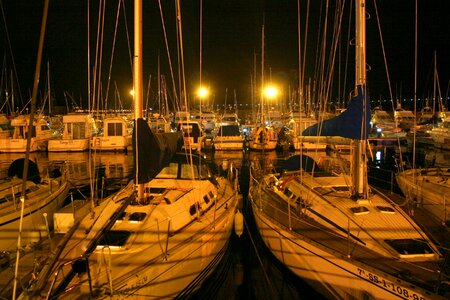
top-left (197, 87), bottom-right (209, 99)
top-left (263, 85), bottom-right (278, 99)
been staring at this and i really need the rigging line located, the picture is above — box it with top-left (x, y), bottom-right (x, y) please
top-left (342, 0), bottom-right (353, 102)
top-left (301, 0), bottom-right (310, 106)
top-left (297, 0), bottom-right (302, 105)
top-left (96, 0), bottom-right (107, 116)
top-left (412, 0), bottom-right (417, 172)
top-left (158, 0), bottom-right (180, 109)
top-left (0, 0), bottom-right (24, 106)
top-left (87, 0), bottom-right (91, 112)
top-left (176, 1), bottom-right (183, 112)
top-left (313, 0), bottom-right (344, 138)
top-left (14, 0), bottom-right (50, 297)
top-left (312, 0), bottom-right (324, 109)
top-left (120, 0), bottom-right (133, 75)
top-left (103, 0), bottom-right (123, 111)
top-left (317, 0), bottom-right (328, 112)
top-left (175, 0), bottom-right (194, 164)
top-left (323, 0), bottom-right (346, 111)
top-left (243, 211), bottom-right (277, 298)
top-left (372, 0), bottom-right (405, 164)
top-left (199, 0), bottom-right (203, 87)
top-left (91, 0), bottom-right (103, 113)
top-left (372, 0), bottom-right (394, 110)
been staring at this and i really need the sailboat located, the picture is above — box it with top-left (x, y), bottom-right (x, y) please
top-left (248, 25), bottom-right (278, 152)
top-left (0, 158), bottom-right (69, 252)
top-left (396, 166), bottom-right (450, 225)
top-left (249, 1), bottom-right (449, 299)
top-left (21, 1), bottom-right (240, 299)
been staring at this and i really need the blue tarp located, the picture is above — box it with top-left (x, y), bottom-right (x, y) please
top-left (302, 85), bottom-right (370, 140)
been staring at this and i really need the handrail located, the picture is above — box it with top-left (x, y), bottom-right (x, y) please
top-left (46, 256), bottom-right (92, 300)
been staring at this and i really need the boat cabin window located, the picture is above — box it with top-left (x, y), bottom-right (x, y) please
top-left (129, 212), bottom-right (147, 222)
top-left (30, 126), bottom-right (36, 137)
top-left (72, 122), bottom-right (87, 139)
top-left (156, 163), bottom-right (178, 179)
top-left (107, 122), bottom-right (123, 136)
top-left (189, 203), bottom-right (199, 216)
top-left (180, 163), bottom-right (210, 180)
top-left (40, 125), bottom-right (50, 131)
top-left (97, 230), bottom-right (131, 248)
top-left (313, 187), bottom-right (333, 195)
top-left (376, 206), bottom-right (396, 214)
top-left (350, 206), bottom-right (370, 215)
top-left (203, 194), bottom-right (210, 204)
top-left (28, 185), bottom-right (39, 192)
top-left (283, 188), bottom-right (293, 198)
top-left (117, 212), bottom-right (127, 221)
top-left (385, 239), bottom-right (434, 255)
top-left (333, 186), bottom-right (350, 192)
top-left (181, 164), bottom-right (197, 179)
top-left (147, 187), bottom-right (166, 194)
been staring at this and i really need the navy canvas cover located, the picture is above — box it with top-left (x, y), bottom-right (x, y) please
top-left (302, 85), bottom-right (370, 140)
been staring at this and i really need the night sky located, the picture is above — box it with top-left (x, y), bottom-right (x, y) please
top-left (1, 0), bottom-right (450, 112)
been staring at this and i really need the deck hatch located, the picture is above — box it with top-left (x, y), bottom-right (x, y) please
top-left (97, 230), bottom-right (131, 248)
top-left (385, 239), bottom-right (434, 255)
top-left (129, 212), bottom-right (147, 222)
top-left (350, 206), bottom-right (370, 215)
top-left (376, 206), bottom-right (396, 214)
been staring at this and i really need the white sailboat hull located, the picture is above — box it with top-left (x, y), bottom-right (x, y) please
top-left (33, 162), bottom-right (240, 299)
top-left (396, 168), bottom-right (450, 225)
top-left (0, 176), bottom-right (69, 251)
top-left (250, 199), bottom-right (441, 300)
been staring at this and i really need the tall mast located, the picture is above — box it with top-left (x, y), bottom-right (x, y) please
top-left (134, 0), bottom-right (144, 199)
top-left (355, 0), bottom-right (366, 86)
top-left (354, 0), bottom-right (368, 198)
top-left (261, 24), bottom-right (265, 123)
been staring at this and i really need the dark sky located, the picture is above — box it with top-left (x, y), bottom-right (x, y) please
top-left (1, 0), bottom-right (450, 112)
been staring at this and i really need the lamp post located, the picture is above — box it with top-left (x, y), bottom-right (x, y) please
top-left (263, 85), bottom-right (279, 125)
top-left (197, 86), bottom-right (209, 129)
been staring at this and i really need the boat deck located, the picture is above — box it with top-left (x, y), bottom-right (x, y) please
top-left (251, 178), bottom-right (450, 298)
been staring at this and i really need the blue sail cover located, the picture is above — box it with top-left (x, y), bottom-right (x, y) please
top-left (302, 85), bottom-right (370, 140)
top-left (132, 118), bottom-right (182, 184)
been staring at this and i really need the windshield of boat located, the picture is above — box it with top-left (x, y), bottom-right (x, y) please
top-left (156, 159), bottom-right (211, 180)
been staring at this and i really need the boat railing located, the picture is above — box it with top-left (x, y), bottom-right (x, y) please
top-left (250, 172), bottom-right (367, 256)
top-left (367, 165), bottom-right (400, 194)
top-left (46, 256), bottom-right (93, 299)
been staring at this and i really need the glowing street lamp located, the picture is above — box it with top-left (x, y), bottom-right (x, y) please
top-left (197, 87), bottom-right (209, 99)
top-left (263, 85), bottom-right (278, 99)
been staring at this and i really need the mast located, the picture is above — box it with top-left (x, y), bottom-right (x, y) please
top-left (14, 0), bottom-right (50, 298)
top-left (134, 0), bottom-right (144, 200)
top-left (261, 24), bottom-right (265, 124)
top-left (354, 0), bottom-right (368, 198)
